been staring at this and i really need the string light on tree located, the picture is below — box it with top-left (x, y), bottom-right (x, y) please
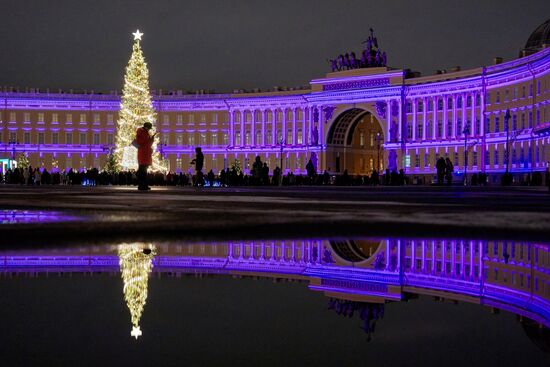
top-left (115, 29), bottom-right (167, 172)
top-left (118, 243), bottom-right (156, 339)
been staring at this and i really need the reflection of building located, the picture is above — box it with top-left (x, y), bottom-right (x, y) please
top-left (1, 239), bottom-right (548, 331)
top-left (0, 20), bottom-right (549, 180)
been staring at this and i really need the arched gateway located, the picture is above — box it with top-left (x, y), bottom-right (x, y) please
top-left (326, 108), bottom-right (384, 174)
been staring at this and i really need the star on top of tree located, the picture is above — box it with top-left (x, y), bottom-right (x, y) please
top-left (133, 29), bottom-right (143, 41)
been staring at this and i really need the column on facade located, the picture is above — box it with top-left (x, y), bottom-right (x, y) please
top-left (469, 240), bottom-right (475, 278)
top-left (240, 110), bottom-right (245, 146)
top-left (432, 96), bottom-right (438, 139)
top-left (470, 93), bottom-right (477, 137)
top-left (460, 241), bottom-right (465, 278)
top-left (318, 105), bottom-right (324, 146)
top-left (398, 99), bottom-right (403, 142)
top-left (292, 108), bottom-right (297, 146)
top-left (412, 99), bottom-right (417, 142)
top-left (306, 107), bottom-right (312, 146)
top-left (261, 109), bottom-right (266, 146)
top-left (251, 109), bottom-right (256, 146)
top-left (229, 110), bottom-right (235, 146)
top-left (452, 94), bottom-right (457, 139)
top-left (272, 109), bottom-right (277, 146)
top-left (421, 240), bottom-right (426, 272)
top-left (431, 240), bottom-right (436, 274)
top-left (302, 107), bottom-right (307, 145)
top-left (461, 93), bottom-right (467, 136)
top-left (451, 240), bottom-right (456, 276)
top-left (422, 97), bottom-right (427, 141)
top-left (480, 92), bottom-right (486, 168)
top-left (386, 100), bottom-right (392, 142)
top-left (442, 96), bottom-right (447, 139)
top-left (282, 108), bottom-right (287, 145)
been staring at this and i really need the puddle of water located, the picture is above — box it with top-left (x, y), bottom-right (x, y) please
top-left (0, 210), bottom-right (80, 224)
top-left (0, 238), bottom-right (549, 365)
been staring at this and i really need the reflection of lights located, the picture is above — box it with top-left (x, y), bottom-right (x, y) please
top-left (118, 243), bottom-right (156, 339)
top-left (0, 210), bottom-right (79, 224)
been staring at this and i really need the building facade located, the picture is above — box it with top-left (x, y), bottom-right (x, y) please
top-left (1, 22), bottom-right (550, 182)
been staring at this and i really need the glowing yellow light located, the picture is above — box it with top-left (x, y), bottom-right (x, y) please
top-left (118, 243), bottom-right (156, 339)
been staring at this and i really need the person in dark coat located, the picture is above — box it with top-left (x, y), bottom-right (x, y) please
top-left (135, 122), bottom-right (156, 191)
top-left (445, 158), bottom-right (454, 186)
top-left (190, 147), bottom-right (204, 187)
top-left (436, 157), bottom-right (446, 185)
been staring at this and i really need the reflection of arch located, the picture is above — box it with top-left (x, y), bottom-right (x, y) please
top-left (329, 239), bottom-right (382, 263)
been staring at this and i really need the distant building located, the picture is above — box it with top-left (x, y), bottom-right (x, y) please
top-left (1, 20), bottom-right (549, 183)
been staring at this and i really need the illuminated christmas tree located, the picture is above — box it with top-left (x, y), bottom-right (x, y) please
top-left (118, 243), bottom-right (156, 339)
top-left (114, 30), bottom-right (167, 172)
top-left (16, 153), bottom-right (30, 170)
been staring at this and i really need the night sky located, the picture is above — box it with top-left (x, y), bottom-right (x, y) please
top-left (0, 1), bottom-right (549, 93)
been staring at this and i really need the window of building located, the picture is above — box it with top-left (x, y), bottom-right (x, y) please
top-left (80, 114), bottom-right (86, 123)
top-left (267, 130), bottom-right (272, 144)
top-left (199, 133), bottom-right (206, 145)
top-left (188, 134), bottom-right (195, 146)
top-left (177, 115), bottom-right (183, 124)
top-left (297, 129), bottom-right (303, 145)
top-left (24, 132), bottom-right (31, 144)
top-left (52, 132), bottom-right (59, 145)
top-left (24, 113), bottom-right (30, 122)
top-left (418, 101), bottom-right (423, 112)
top-left (9, 132), bottom-right (17, 143)
top-left (528, 111), bottom-right (533, 128)
top-left (201, 114), bottom-right (206, 123)
top-left (176, 134), bottom-right (183, 145)
top-left (213, 113), bottom-right (218, 123)
top-left (494, 117), bottom-right (499, 133)
top-left (512, 115), bottom-right (517, 130)
top-left (537, 81), bottom-right (541, 95)
top-left (245, 131), bottom-right (251, 145)
top-left (235, 132), bottom-right (240, 146)
top-left (93, 133), bottom-right (100, 145)
top-left (495, 92), bottom-right (500, 103)
top-left (189, 114), bottom-right (195, 123)
top-left (256, 130), bottom-right (262, 145)
top-left (522, 86), bottom-right (526, 98)
top-left (38, 132), bottom-right (45, 144)
top-left (107, 133), bottom-right (114, 145)
top-left (66, 132), bottom-right (72, 144)
top-left (52, 113), bottom-right (59, 122)
top-left (162, 134), bottom-right (169, 145)
top-left (277, 129), bottom-right (282, 142)
top-left (286, 129), bottom-right (292, 145)
top-left (66, 113), bottom-right (72, 123)
top-left (176, 157), bottom-right (182, 170)
top-left (212, 133), bottom-right (218, 146)
top-left (223, 133), bottom-right (228, 146)
top-left (9, 112), bottom-right (16, 121)
top-left (107, 114), bottom-right (114, 123)
top-left (80, 133), bottom-right (87, 145)
top-left (93, 114), bottom-right (100, 123)
top-left (494, 148), bottom-right (499, 166)
top-left (38, 113), bottom-right (44, 122)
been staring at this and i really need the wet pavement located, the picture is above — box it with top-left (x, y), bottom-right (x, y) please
top-left (0, 185), bottom-right (549, 245)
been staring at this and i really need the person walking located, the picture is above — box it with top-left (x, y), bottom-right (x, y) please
top-left (436, 157), bottom-right (446, 185)
top-left (445, 157), bottom-right (454, 186)
top-left (135, 122), bottom-right (156, 191)
top-left (190, 147), bottom-right (204, 187)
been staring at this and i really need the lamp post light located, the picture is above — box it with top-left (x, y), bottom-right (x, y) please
top-left (463, 122), bottom-right (470, 186)
top-left (279, 137), bottom-right (284, 186)
top-left (376, 132), bottom-right (381, 174)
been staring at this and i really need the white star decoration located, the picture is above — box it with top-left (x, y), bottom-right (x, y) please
top-left (133, 30), bottom-right (143, 41)
top-left (131, 326), bottom-right (142, 339)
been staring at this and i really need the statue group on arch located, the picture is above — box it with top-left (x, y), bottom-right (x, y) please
top-left (328, 28), bottom-right (388, 72)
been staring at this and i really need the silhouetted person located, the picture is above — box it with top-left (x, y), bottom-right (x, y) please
top-left (190, 147), bottom-right (204, 187)
top-left (436, 157), bottom-right (446, 185)
top-left (207, 169), bottom-right (215, 187)
top-left (445, 158), bottom-right (454, 186)
top-left (306, 159), bottom-right (315, 184)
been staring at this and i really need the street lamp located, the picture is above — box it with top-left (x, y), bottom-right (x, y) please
top-left (463, 121), bottom-right (470, 186)
top-left (279, 137), bottom-right (284, 186)
top-left (376, 132), bottom-right (381, 174)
